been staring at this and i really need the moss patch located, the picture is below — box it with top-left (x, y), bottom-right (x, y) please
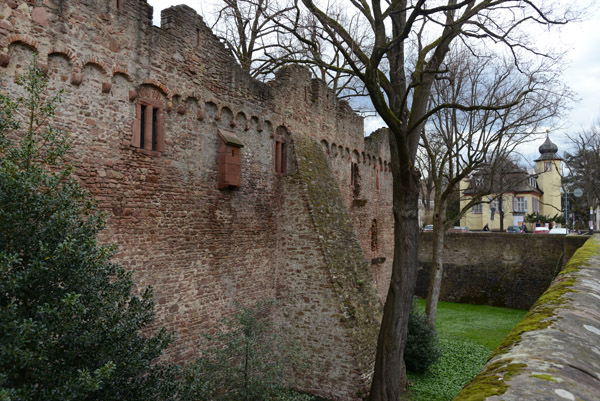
top-left (293, 139), bottom-right (382, 385)
top-left (453, 359), bottom-right (527, 401)
top-left (558, 237), bottom-right (600, 276)
top-left (530, 374), bottom-right (559, 383)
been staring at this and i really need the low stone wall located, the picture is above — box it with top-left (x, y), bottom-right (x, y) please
top-left (416, 233), bottom-right (590, 309)
top-left (454, 234), bottom-right (600, 401)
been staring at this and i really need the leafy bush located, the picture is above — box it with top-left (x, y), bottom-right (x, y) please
top-left (0, 57), bottom-right (174, 401)
top-left (179, 300), bottom-right (312, 401)
top-left (404, 300), bottom-right (442, 373)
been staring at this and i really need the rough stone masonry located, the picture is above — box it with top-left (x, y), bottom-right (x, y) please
top-left (0, 0), bottom-right (394, 399)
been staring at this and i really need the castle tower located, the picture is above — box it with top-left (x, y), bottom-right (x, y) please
top-left (535, 135), bottom-right (562, 218)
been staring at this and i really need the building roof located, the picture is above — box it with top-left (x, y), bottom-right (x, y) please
top-left (464, 162), bottom-right (542, 196)
top-left (534, 135), bottom-right (562, 161)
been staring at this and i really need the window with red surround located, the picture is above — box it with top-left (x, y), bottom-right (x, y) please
top-left (273, 126), bottom-right (291, 175)
top-left (217, 129), bottom-right (244, 189)
top-left (371, 219), bottom-right (378, 251)
top-left (351, 162), bottom-right (360, 199)
top-left (274, 140), bottom-right (287, 174)
top-left (131, 99), bottom-right (164, 152)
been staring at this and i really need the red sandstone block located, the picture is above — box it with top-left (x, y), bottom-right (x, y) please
top-left (71, 73), bottom-right (82, 86)
top-left (102, 81), bottom-right (112, 93)
top-left (0, 20), bottom-right (13, 34)
top-left (32, 7), bottom-right (50, 26)
top-left (0, 54), bottom-right (9, 67)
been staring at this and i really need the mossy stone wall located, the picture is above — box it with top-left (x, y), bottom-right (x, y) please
top-left (416, 233), bottom-right (589, 309)
top-left (286, 138), bottom-right (382, 397)
top-left (454, 235), bottom-right (600, 401)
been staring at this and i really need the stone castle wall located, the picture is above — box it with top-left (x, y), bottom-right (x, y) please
top-left (0, 0), bottom-right (394, 399)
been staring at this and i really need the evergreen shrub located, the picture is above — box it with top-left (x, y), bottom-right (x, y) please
top-left (405, 299), bottom-right (442, 373)
top-left (0, 57), bottom-right (175, 401)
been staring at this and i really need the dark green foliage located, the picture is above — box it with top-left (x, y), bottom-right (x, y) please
top-left (405, 300), bottom-right (441, 374)
top-left (524, 212), bottom-right (564, 226)
top-left (407, 299), bottom-right (527, 401)
top-left (0, 57), bottom-right (173, 401)
top-left (179, 300), bottom-right (312, 401)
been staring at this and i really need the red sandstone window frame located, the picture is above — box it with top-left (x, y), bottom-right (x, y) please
top-left (371, 219), bottom-right (378, 252)
top-left (274, 139), bottom-right (287, 175)
top-left (131, 99), bottom-right (165, 153)
top-left (350, 162), bottom-right (361, 199)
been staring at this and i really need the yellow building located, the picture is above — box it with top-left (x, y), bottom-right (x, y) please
top-left (460, 136), bottom-right (562, 231)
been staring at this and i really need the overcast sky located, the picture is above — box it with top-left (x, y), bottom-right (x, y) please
top-left (147, 0), bottom-right (600, 161)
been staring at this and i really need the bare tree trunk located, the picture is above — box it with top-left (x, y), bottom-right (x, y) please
top-left (499, 195), bottom-right (505, 231)
top-left (369, 166), bottom-right (420, 401)
top-left (425, 197), bottom-right (447, 326)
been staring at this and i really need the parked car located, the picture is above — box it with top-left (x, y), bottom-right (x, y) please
top-left (549, 227), bottom-right (570, 235)
top-left (423, 224), bottom-right (434, 232)
top-left (506, 225), bottom-right (521, 233)
top-left (448, 226), bottom-right (470, 233)
top-left (533, 227), bottom-right (550, 234)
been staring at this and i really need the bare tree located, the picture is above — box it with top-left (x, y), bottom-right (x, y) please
top-left (564, 125), bottom-right (600, 227)
top-left (208, 0), bottom-right (370, 103)
top-left (208, 0), bottom-right (296, 78)
top-left (278, 1), bottom-right (582, 399)
top-left (420, 47), bottom-right (570, 325)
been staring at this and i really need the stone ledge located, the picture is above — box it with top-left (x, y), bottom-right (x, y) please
top-left (454, 234), bottom-right (600, 401)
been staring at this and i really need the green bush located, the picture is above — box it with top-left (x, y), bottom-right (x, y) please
top-left (179, 300), bottom-right (313, 401)
top-left (0, 57), bottom-right (174, 401)
top-left (405, 300), bottom-right (442, 373)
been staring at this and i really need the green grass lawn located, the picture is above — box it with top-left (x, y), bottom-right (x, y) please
top-left (406, 299), bottom-right (527, 401)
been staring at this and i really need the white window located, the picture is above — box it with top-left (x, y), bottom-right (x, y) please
top-left (472, 203), bottom-right (482, 214)
top-left (529, 176), bottom-right (537, 187)
top-left (532, 198), bottom-right (540, 213)
top-left (544, 161), bottom-right (551, 172)
top-left (514, 196), bottom-right (528, 213)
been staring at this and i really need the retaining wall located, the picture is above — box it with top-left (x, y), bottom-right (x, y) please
top-left (455, 234), bottom-right (600, 401)
top-left (416, 233), bottom-right (590, 309)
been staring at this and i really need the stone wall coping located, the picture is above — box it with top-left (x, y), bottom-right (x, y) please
top-left (454, 234), bottom-right (600, 401)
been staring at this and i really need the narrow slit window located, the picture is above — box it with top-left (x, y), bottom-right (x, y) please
top-left (351, 162), bottom-right (360, 198)
top-left (140, 105), bottom-right (146, 148)
top-left (371, 219), bottom-right (378, 252)
top-left (152, 107), bottom-right (158, 151)
top-left (275, 140), bottom-right (287, 174)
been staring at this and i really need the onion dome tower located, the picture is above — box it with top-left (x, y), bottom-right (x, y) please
top-left (534, 133), bottom-right (562, 217)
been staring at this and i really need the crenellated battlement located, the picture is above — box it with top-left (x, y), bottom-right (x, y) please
top-left (0, 0), bottom-right (383, 161)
